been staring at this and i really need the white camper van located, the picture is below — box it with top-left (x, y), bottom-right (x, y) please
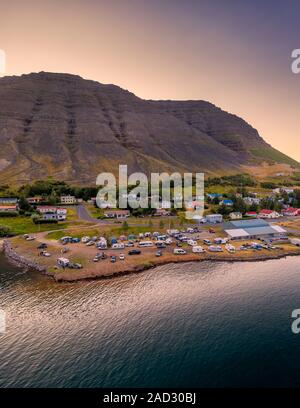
top-left (138, 241), bottom-right (154, 247)
top-left (111, 243), bottom-right (125, 250)
top-left (192, 246), bottom-right (205, 253)
top-left (173, 248), bottom-right (187, 255)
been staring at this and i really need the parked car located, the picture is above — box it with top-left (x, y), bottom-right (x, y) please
top-left (26, 236), bottom-right (36, 241)
top-left (119, 254), bottom-right (125, 260)
top-left (128, 249), bottom-right (141, 255)
top-left (156, 242), bottom-right (166, 248)
top-left (37, 243), bottom-right (47, 249)
top-left (125, 241), bottom-right (135, 247)
top-left (71, 237), bottom-right (80, 243)
top-left (72, 263), bottom-right (83, 269)
top-left (110, 256), bottom-right (116, 263)
top-left (155, 250), bottom-right (163, 257)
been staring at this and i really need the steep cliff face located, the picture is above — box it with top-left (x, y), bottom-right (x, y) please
top-left (0, 72), bottom-right (297, 184)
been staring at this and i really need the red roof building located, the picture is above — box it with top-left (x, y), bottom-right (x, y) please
top-left (259, 209), bottom-right (280, 218)
top-left (282, 207), bottom-right (300, 216)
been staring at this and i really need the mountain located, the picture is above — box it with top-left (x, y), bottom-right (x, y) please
top-left (0, 72), bottom-right (298, 185)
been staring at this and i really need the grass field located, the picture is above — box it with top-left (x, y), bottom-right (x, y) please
top-left (46, 227), bottom-right (103, 240)
top-left (85, 203), bottom-right (104, 218)
top-left (250, 147), bottom-right (300, 168)
top-left (0, 216), bottom-right (69, 235)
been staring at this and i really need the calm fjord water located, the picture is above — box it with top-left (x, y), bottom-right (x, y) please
top-left (0, 253), bottom-right (300, 388)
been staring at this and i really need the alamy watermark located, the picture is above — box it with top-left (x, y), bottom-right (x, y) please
top-left (0, 309), bottom-right (6, 335)
top-left (95, 165), bottom-right (204, 220)
top-left (291, 49), bottom-right (300, 74)
top-left (0, 49), bottom-right (6, 75)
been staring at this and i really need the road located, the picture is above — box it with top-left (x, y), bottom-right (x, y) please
top-left (76, 204), bottom-right (108, 224)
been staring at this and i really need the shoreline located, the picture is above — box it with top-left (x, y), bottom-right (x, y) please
top-left (2, 239), bottom-right (300, 283)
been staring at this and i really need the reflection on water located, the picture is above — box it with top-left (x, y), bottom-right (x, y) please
top-left (0, 253), bottom-right (300, 387)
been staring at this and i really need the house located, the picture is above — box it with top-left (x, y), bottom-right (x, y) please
top-left (0, 205), bottom-right (18, 212)
top-left (220, 199), bottom-right (233, 206)
top-left (0, 197), bottom-right (18, 205)
top-left (258, 209), bottom-right (280, 219)
top-left (27, 196), bottom-right (45, 204)
top-left (273, 187), bottom-right (294, 195)
top-left (60, 195), bottom-right (77, 205)
top-left (229, 212), bottom-right (243, 220)
top-left (245, 211), bottom-right (258, 218)
top-left (154, 208), bottom-right (171, 216)
top-left (56, 208), bottom-right (68, 220)
top-left (206, 214), bottom-right (223, 223)
top-left (243, 197), bottom-right (261, 205)
top-left (281, 207), bottom-right (300, 217)
top-left (104, 210), bottom-right (130, 219)
top-left (224, 219), bottom-right (287, 240)
top-left (37, 206), bottom-right (67, 220)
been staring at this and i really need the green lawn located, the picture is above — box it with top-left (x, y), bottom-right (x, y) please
top-left (47, 227), bottom-right (101, 240)
top-left (0, 216), bottom-right (69, 235)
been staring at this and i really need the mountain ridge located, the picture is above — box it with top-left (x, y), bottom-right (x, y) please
top-left (0, 72), bottom-right (298, 185)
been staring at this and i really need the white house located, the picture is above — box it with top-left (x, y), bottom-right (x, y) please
top-left (37, 206), bottom-right (67, 220)
top-left (60, 195), bottom-right (77, 205)
top-left (258, 209), bottom-right (280, 219)
top-left (229, 212), bottom-right (243, 220)
top-left (243, 197), bottom-right (261, 205)
top-left (104, 210), bottom-right (130, 219)
top-left (206, 214), bottom-right (223, 223)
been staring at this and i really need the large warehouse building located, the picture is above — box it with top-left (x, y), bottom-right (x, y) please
top-left (224, 219), bottom-right (287, 240)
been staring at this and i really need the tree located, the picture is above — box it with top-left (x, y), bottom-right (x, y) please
top-left (212, 196), bottom-right (220, 205)
top-left (0, 225), bottom-right (12, 237)
top-left (122, 221), bottom-right (129, 231)
top-left (18, 197), bottom-right (32, 212)
top-left (218, 203), bottom-right (231, 216)
top-left (232, 197), bottom-right (247, 214)
top-left (31, 214), bottom-right (41, 224)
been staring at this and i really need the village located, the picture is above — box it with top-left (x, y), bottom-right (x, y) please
top-left (1, 176), bottom-right (300, 281)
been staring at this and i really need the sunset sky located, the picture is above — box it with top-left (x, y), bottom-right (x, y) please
top-left (1, 0), bottom-right (300, 161)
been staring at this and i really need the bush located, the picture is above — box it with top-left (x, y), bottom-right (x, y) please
top-left (0, 211), bottom-right (18, 217)
top-left (0, 225), bottom-right (12, 237)
top-left (33, 218), bottom-right (58, 224)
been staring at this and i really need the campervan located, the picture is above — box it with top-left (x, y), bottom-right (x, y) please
top-left (192, 246), bottom-right (205, 253)
top-left (138, 241), bottom-right (154, 247)
top-left (173, 248), bottom-right (187, 255)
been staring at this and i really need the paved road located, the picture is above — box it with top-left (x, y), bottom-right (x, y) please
top-left (76, 204), bottom-right (108, 224)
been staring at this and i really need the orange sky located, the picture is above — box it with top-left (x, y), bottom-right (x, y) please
top-left (1, 0), bottom-right (300, 161)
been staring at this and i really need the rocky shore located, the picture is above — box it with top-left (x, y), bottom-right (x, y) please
top-left (2, 240), bottom-right (47, 273)
top-left (3, 237), bottom-right (300, 283)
